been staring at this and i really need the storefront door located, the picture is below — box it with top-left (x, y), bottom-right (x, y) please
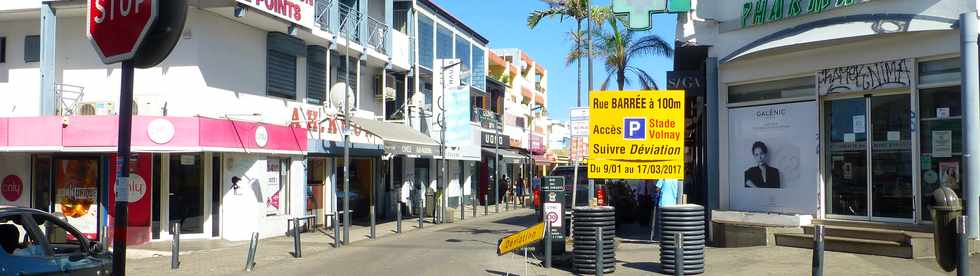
top-left (169, 154), bottom-right (205, 234)
top-left (825, 93), bottom-right (914, 222)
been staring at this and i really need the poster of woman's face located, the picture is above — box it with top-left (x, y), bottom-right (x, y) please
top-left (728, 102), bottom-right (818, 215)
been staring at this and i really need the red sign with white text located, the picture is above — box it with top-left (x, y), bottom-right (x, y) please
top-left (107, 153), bottom-right (153, 245)
top-left (87, 0), bottom-right (158, 64)
top-left (1, 175), bottom-right (23, 202)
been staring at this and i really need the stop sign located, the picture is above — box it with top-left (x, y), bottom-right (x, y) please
top-left (87, 0), bottom-right (158, 64)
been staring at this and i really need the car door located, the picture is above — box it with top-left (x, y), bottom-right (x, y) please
top-left (27, 214), bottom-right (108, 276)
top-left (0, 213), bottom-right (61, 276)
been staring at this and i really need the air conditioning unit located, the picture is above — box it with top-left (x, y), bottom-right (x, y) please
top-left (136, 96), bottom-right (167, 116)
top-left (75, 101), bottom-right (115, 116)
top-left (374, 74), bottom-right (397, 101)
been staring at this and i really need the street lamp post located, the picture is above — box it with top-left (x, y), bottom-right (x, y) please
top-left (529, 105), bottom-right (543, 209)
top-left (495, 117), bottom-right (501, 213)
top-left (438, 60), bottom-right (462, 224)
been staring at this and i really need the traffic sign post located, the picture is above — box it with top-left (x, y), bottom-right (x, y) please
top-left (541, 176), bottom-right (565, 250)
top-left (87, 1), bottom-right (185, 275)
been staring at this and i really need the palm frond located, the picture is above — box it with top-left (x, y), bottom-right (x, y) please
top-left (628, 66), bottom-right (659, 90)
top-left (628, 34), bottom-right (674, 59)
top-left (600, 72), bottom-right (615, 90)
top-left (527, 6), bottom-right (569, 29)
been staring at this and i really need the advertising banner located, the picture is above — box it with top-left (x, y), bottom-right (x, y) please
top-left (588, 90), bottom-right (686, 179)
top-left (55, 159), bottom-right (101, 240)
top-left (728, 101), bottom-right (818, 214)
top-left (108, 153), bottom-right (153, 245)
top-left (0, 153), bottom-right (30, 207)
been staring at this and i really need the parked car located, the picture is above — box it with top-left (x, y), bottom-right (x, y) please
top-left (0, 206), bottom-right (111, 275)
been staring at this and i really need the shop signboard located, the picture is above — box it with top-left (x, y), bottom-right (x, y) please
top-left (569, 107), bottom-right (589, 162)
top-left (108, 153), bottom-right (153, 244)
top-left (444, 84), bottom-right (478, 160)
top-left (481, 131), bottom-right (509, 147)
top-left (737, 0), bottom-right (869, 29)
top-left (588, 90), bottom-right (686, 180)
top-left (541, 176), bottom-right (565, 240)
top-left (817, 58), bottom-right (912, 96)
top-left (668, 70), bottom-right (706, 97)
top-left (728, 101), bottom-right (818, 214)
top-left (385, 141), bottom-right (438, 157)
top-left (531, 134), bottom-right (546, 154)
top-left (235, 0), bottom-right (315, 30)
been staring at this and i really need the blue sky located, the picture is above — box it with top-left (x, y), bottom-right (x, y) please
top-left (435, 0), bottom-right (677, 122)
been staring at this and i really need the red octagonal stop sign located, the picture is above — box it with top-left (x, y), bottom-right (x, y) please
top-left (87, 0), bottom-right (158, 64)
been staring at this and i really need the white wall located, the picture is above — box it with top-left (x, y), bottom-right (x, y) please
top-left (0, 19), bottom-right (42, 117)
top-left (221, 153), bottom-right (302, 241)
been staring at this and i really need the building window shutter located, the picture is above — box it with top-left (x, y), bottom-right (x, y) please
top-left (307, 46), bottom-right (328, 104)
top-left (24, 35), bottom-right (40, 63)
top-left (266, 32), bottom-right (306, 100)
top-left (1, 37), bottom-right (6, 63)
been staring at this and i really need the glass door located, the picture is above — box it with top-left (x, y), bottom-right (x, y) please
top-left (825, 97), bottom-right (868, 218)
top-left (169, 154), bottom-right (205, 234)
top-left (825, 94), bottom-right (914, 222)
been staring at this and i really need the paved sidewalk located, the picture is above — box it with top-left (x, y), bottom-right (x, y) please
top-left (125, 204), bottom-right (527, 275)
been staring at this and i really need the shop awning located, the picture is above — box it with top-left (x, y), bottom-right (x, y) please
top-left (483, 148), bottom-right (526, 164)
top-left (0, 116), bottom-right (307, 155)
top-left (352, 117), bottom-right (440, 157)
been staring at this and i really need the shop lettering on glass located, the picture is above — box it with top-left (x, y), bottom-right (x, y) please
top-left (817, 59), bottom-right (912, 95)
top-left (741, 0), bottom-right (865, 28)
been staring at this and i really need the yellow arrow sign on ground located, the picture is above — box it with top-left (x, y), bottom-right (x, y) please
top-left (497, 222), bottom-right (545, 256)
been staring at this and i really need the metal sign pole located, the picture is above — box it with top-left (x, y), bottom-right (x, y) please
top-left (495, 120), bottom-right (501, 213)
top-left (112, 60), bottom-right (135, 276)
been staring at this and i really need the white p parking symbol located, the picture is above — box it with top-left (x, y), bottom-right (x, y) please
top-left (624, 118), bottom-right (645, 140)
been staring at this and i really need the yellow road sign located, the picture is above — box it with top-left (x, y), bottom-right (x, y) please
top-left (588, 90), bottom-right (685, 179)
top-left (496, 222), bottom-right (545, 256)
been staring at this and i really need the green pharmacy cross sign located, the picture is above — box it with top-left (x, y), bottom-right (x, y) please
top-left (613, 0), bottom-right (691, 31)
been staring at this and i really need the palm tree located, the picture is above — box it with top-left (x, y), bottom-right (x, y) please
top-left (527, 0), bottom-right (610, 107)
top-left (574, 17), bottom-right (672, 90)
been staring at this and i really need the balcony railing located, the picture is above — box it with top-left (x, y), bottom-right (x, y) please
top-left (367, 16), bottom-right (388, 53)
top-left (314, 0), bottom-right (391, 55)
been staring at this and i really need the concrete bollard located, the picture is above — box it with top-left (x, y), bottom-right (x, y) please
top-left (813, 225), bottom-right (824, 276)
top-left (244, 232), bottom-right (259, 272)
top-left (292, 219), bottom-right (302, 258)
top-left (596, 227), bottom-right (604, 276)
top-left (171, 222), bottom-right (180, 270)
top-left (333, 214), bottom-right (340, 248)
top-left (544, 219), bottom-right (552, 268)
top-left (397, 203), bottom-right (402, 233)
top-left (370, 205), bottom-right (376, 239)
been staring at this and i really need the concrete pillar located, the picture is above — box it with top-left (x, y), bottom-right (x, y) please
top-left (960, 12), bottom-right (980, 239)
top-left (40, 3), bottom-right (57, 116)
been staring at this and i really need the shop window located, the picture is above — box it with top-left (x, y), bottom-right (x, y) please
top-left (455, 35), bottom-right (471, 85)
top-left (32, 157), bottom-right (52, 212)
top-left (52, 158), bottom-right (100, 240)
top-left (266, 159), bottom-right (290, 216)
top-left (472, 47), bottom-right (486, 90)
top-left (23, 35), bottom-right (39, 63)
top-left (919, 58), bottom-right (960, 85)
top-left (1, 37), bottom-right (6, 63)
top-left (919, 85), bottom-right (962, 221)
top-left (728, 76), bottom-right (814, 103)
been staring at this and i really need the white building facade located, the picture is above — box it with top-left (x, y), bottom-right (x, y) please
top-left (678, 0), bottom-right (979, 229)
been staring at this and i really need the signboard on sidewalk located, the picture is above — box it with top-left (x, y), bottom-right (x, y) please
top-left (496, 222), bottom-right (545, 256)
top-left (569, 107), bottom-right (589, 161)
top-left (541, 176), bottom-right (565, 240)
top-left (588, 90), bottom-right (685, 179)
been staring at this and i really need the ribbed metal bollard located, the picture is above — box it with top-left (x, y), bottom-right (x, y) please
top-left (572, 206), bottom-right (615, 274)
top-left (292, 219), bottom-right (302, 258)
top-left (171, 223), bottom-right (180, 270)
top-left (484, 194), bottom-right (488, 215)
top-left (660, 204), bottom-right (705, 275)
top-left (244, 232), bottom-right (259, 272)
top-left (812, 225), bottom-right (824, 276)
top-left (397, 203), bottom-right (402, 233)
